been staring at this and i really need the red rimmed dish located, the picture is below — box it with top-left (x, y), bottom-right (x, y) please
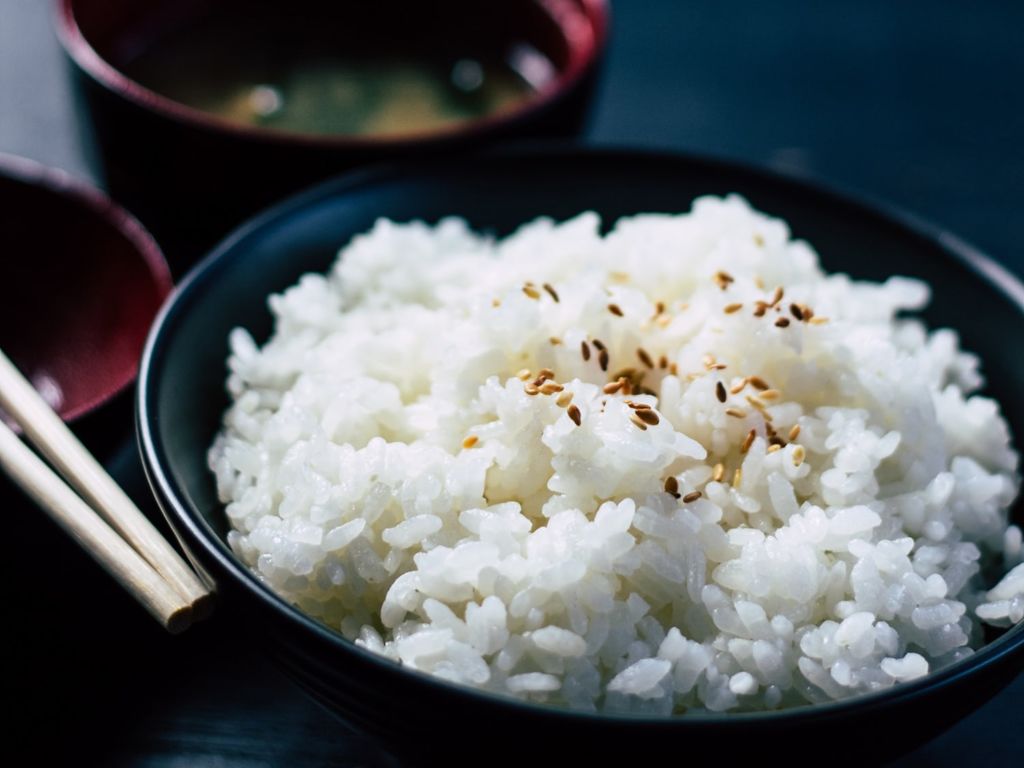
top-left (55, 0), bottom-right (610, 268)
top-left (0, 153), bottom-right (172, 433)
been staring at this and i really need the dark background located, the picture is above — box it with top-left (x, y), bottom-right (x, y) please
top-left (2, 0), bottom-right (1022, 765)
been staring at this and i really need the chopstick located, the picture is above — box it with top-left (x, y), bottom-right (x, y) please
top-left (0, 349), bottom-right (213, 630)
top-left (0, 419), bottom-right (192, 632)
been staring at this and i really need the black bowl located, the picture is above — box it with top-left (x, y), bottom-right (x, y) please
top-left (138, 148), bottom-right (1024, 764)
top-left (56, 0), bottom-right (608, 270)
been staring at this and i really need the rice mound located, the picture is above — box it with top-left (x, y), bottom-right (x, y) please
top-left (210, 196), bottom-right (1023, 713)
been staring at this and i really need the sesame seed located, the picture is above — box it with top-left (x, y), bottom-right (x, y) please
top-left (724, 302), bottom-right (743, 314)
top-left (754, 276), bottom-right (765, 290)
top-left (516, 368), bottom-right (532, 381)
top-left (492, 298), bottom-right (501, 307)
top-left (630, 413), bottom-right (648, 431)
top-left (709, 363), bottom-right (727, 371)
top-left (598, 349), bottom-right (609, 372)
top-left (603, 380), bottom-right (623, 395)
top-left (523, 284), bottom-right (540, 300)
top-left (462, 435), bottom-right (479, 449)
top-left (539, 382), bottom-right (564, 395)
top-left (801, 305), bottom-right (814, 321)
top-left (655, 300), bottom-right (666, 315)
top-left (767, 444), bottom-right (781, 454)
top-left (741, 429), bottom-right (756, 453)
top-left (754, 234), bottom-right (765, 246)
top-left (669, 362), bottom-right (679, 376)
top-left (792, 445), bottom-right (806, 465)
top-left (524, 383), bottom-right (540, 396)
top-left (775, 317), bottom-right (790, 328)
top-left (568, 404), bottom-right (582, 426)
top-left (592, 339), bottom-right (606, 352)
top-left (716, 381), bottom-right (727, 403)
top-left (627, 401), bottom-right (652, 410)
top-left (609, 270), bottom-right (630, 283)
top-left (726, 407), bottom-right (746, 418)
top-left (608, 303), bottom-right (624, 317)
top-left (635, 409), bottom-right (660, 426)
top-left (712, 463), bottom-right (725, 482)
top-left (769, 435), bottom-right (786, 447)
top-left (664, 476), bottom-right (680, 496)
top-left (733, 468), bottom-right (743, 487)
top-left (788, 424), bottom-right (801, 441)
top-left (543, 283), bottom-right (560, 302)
top-left (556, 391), bottom-right (573, 408)
top-left (790, 303), bottom-right (804, 321)
top-left (748, 376), bottom-right (769, 391)
top-left (581, 340), bottom-right (591, 361)
top-left (656, 314), bottom-right (672, 328)
top-left (713, 270), bottom-right (735, 290)
top-left (549, 336), bottom-right (562, 345)
top-left (759, 389), bottom-right (781, 400)
top-left (809, 316), bottom-right (829, 325)
top-left (730, 378), bottom-right (748, 394)
top-left (702, 354), bottom-right (716, 369)
top-left (682, 491), bottom-right (702, 503)
top-left (659, 354), bottom-right (668, 369)
top-left (770, 286), bottom-right (784, 306)
top-left (637, 348), bottom-right (654, 368)
top-left (753, 302), bottom-right (768, 317)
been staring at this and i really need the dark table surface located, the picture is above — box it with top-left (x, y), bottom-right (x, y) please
top-left (2, 0), bottom-right (1023, 765)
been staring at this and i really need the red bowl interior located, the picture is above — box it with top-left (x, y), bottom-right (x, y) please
top-left (56, 0), bottom-right (609, 147)
top-left (0, 155), bottom-right (172, 422)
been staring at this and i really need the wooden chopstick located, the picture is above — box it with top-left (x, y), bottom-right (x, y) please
top-left (0, 418), bottom-right (192, 632)
top-left (0, 349), bottom-right (213, 621)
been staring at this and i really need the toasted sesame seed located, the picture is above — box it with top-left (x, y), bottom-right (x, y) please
top-left (655, 300), bottom-right (666, 315)
top-left (682, 491), bottom-right (702, 503)
top-left (741, 429), bottom-right (756, 453)
top-left (627, 401), bottom-right (652, 410)
top-left (809, 316), bottom-right (829, 325)
top-left (702, 354), bottom-right (716, 369)
top-left (775, 317), bottom-right (790, 328)
top-left (770, 286), bottom-right (784, 306)
top-left (629, 413), bottom-right (648, 430)
top-left (568, 404), bottom-right (582, 426)
top-left (637, 348), bottom-right (654, 368)
top-left (767, 444), bottom-right (781, 454)
top-left (542, 283), bottom-right (560, 302)
top-left (792, 445), bottom-right (806, 465)
top-left (603, 380), bottom-right (623, 395)
top-left (598, 349), bottom-right (609, 372)
top-left (608, 303), bottom-right (624, 317)
top-left (659, 354), bottom-right (668, 370)
top-left (664, 476), bottom-right (680, 496)
top-left (523, 284), bottom-right (541, 300)
top-left (801, 305), bottom-right (814, 321)
top-left (790, 303), bottom-right (804, 321)
top-left (730, 378), bottom-right (748, 394)
top-left (462, 435), bottom-right (479, 449)
top-left (669, 362), bottom-right (679, 376)
top-left (716, 381), bottom-right (727, 403)
top-left (713, 270), bottom-right (735, 290)
top-left (769, 435), bottom-right (786, 447)
top-left (581, 340), bottom-right (591, 361)
top-left (539, 382), bottom-right (564, 395)
top-left (759, 389), bottom-right (781, 400)
top-left (524, 383), bottom-right (540, 396)
top-left (635, 409), bottom-right (660, 425)
top-left (788, 424), bottom-right (801, 441)
top-left (516, 368), bottom-right (532, 381)
top-left (749, 376), bottom-right (769, 391)
top-left (592, 339), bottom-right (606, 352)
top-left (712, 463), bottom-right (725, 482)
top-left (709, 363), bottom-right (727, 371)
top-left (556, 391), bottom-right (573, 408)
top-left (549, 336), bottom-right (562, 345)
top-left (753, 302), bottom-right (768, 317)
top-left (726, 407), bottom-right (746, 418)
top-left (724, 302), bottom-right (743, 314)
top-left (733, 468), bottom-right (743, 487)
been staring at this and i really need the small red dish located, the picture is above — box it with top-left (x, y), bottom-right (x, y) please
top-left (0, 154), bottom-right (172, 425)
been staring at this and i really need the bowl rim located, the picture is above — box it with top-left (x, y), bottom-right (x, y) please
top-left (0, 152), bottom-right (173, 423)
top-left (138, 145), bottom-right (1024, 726)
top-left (53, 0), bottom-right (610, 148)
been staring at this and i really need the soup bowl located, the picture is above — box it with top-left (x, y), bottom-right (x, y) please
top-left (56, 0), bottom-right (609, 268)
top-left (137, 148), bottom-right (1024, 764)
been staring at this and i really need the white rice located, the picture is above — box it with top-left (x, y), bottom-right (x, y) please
top-left (210, 195), bottom-right (1023, 713)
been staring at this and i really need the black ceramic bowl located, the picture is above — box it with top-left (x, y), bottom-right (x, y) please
top-left (138, 148), bottom-right (1024, 765)
top-left (56, 0), bottom-right (608, 268)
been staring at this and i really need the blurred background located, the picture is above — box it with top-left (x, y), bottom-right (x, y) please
top-left (1, 0), bottom-right (1021, 765)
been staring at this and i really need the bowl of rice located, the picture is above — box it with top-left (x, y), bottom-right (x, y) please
top-left (138, 148), bottom-right (1024, 763)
